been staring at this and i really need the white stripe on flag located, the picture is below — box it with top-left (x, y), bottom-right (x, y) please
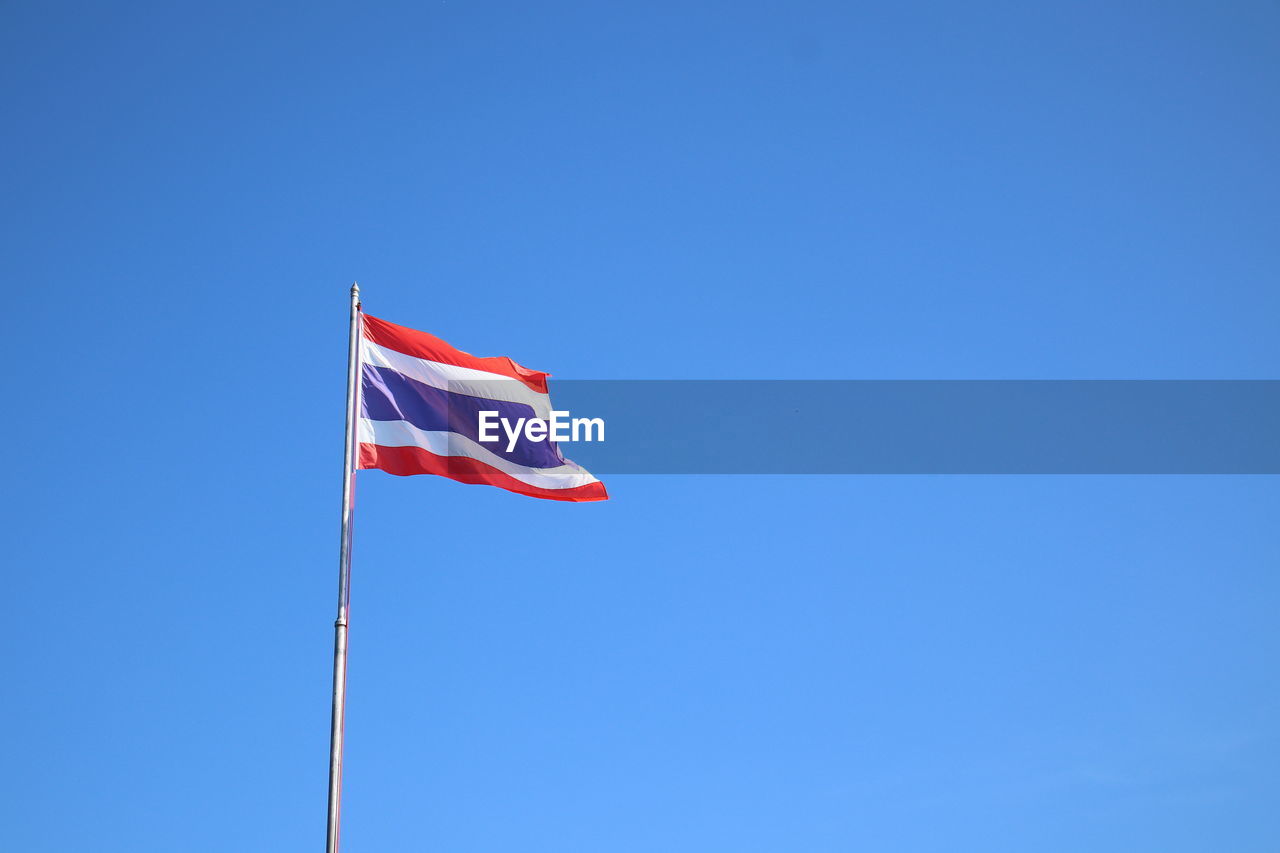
top-left (358, 418), bottom-right (600, 490)
top-left (361, 338), bottom-right (554, 416)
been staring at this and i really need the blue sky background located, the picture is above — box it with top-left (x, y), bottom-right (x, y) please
top-left (3, 2), bottom-right (1279, 851)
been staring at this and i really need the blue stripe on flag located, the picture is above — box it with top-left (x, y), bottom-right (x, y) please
top-left (361, 365), bottom-right (569, 469)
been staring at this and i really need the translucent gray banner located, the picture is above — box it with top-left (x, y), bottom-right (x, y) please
top-left (530, 381), bottom-right (1280, 474)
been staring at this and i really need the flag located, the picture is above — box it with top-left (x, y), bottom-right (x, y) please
top-left (357, 313), bottom-right (608, 502)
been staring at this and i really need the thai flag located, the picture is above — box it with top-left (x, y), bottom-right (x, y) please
top-left (357, 313), bottom-right (608, 502)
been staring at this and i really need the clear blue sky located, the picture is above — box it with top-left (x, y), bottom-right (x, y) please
top-left (4, 2), bottom-right (1279, 851)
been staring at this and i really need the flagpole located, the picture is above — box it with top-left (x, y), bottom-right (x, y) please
top-left (327, 282), bottom-right (361, 853)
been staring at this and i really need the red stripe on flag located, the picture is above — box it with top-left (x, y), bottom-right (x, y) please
top-left (358, 443), bottom-right (609, 502)
top-left (362, 313), bottom-right (550, 394)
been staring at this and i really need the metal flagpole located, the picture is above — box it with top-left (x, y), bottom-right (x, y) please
top-left (327, 282), bottom-right (361, 853)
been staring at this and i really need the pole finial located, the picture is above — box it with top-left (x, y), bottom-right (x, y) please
top-left (351, 281), bottom-right (360, 295)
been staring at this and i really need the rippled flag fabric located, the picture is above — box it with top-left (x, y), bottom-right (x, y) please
top-left (357, 313), bottom-right (608, 502)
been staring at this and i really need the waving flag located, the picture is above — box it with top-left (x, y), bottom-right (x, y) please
top-left (357, 313), bottom-right (608, 502)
